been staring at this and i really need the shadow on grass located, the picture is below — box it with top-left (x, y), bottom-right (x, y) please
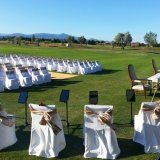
top-left (118, 138), bottom-right (144, 158)
top-left (1, 125), bottom-right (84, 158)
top-left (153, 92), bottom-right (160, 98)
top-left (3, 79), bottom-right (82, 93)
top-left (147, 51), bottom-right (160, 54)
top-left (91, 69), bottom-right (122, 75)
top-left (126, 48), bottom-right (140, 51)
top-left (69, 124), bottom-right (83, 135)
top-left (1, 125), bottom-right (145, 159)
top-left (1, 125), bottom-right (30, 152)
top-left (114, 123), bottom-right (133, 127)
top-left (58, 134), bottom-right (84, 159)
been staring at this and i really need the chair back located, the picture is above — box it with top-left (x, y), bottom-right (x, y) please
top-left (152, 59), bottom-right (159, 74)
top-left (128, 64), bottom-right (138, 80)
top-left (128, 64), bottom-right (138, 86)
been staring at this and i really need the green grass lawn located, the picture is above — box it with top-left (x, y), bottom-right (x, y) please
top-left (0, 44), bottom-right (160, 160)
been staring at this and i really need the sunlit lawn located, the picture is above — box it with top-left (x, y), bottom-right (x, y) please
top-left (0, 44), bottom-right (160, 159)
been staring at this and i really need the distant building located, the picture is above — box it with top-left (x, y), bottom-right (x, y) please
top-left (131, 42), bottom-right (140, 47)
top-left (66, 43), bottom-right (71, 47)
top-left (104, 41), bottom-right (110, 45)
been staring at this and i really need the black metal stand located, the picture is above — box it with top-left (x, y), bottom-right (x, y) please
top-left (130, 102), bottom-right (134, 125)
top-left (59, 89), bottom-right (70, 134)
top-left (65, 102), bottom-right (69, 134)
top-left (18, 91), bottom-right (29, 126)
top-left (25, 103), bottom-right (29, 126)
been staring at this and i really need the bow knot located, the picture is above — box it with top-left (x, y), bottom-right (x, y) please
top-left (0, 110), bottom-right (15, 127)
top-left (85, 107), bottom-right (114, 130)
top-left (152, 106), bottom-right (160, 120)
top-left (30, 108), bottom-right (61, 135)
top-left (142, 102), bottom-right (160, 120)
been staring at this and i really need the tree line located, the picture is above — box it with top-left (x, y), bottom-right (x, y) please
top-left (0, 31), bottom-right (159, 48)
top-left (0, 34), bottom-right (105, 46)
top-left (112, 31), bottom-right (159, 49)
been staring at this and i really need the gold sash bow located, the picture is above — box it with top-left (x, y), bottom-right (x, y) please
top-left (152, 106), bottom-right (160, 120)
top-left (30, 108), bottom-right (61, 135)
top-left (0, 116), bottom-right (15, 127)
top-left (142, 102), bottom-right (160, 120)
top-left (0, 110), bottom-right (15, 127)
top-left (85, 107), bottom-right (114, 130)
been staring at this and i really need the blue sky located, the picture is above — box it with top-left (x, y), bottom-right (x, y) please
top-left (0, 0), bottom-right (159, 42)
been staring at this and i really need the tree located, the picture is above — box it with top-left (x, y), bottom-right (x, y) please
top-left (114, 33), bottom-right (126, 49)
top-left (124, 32), bottom-right (132, 45)
top-left (78, 36), bottom-right (87, 45)
top-left (111, 41), bottom-right (115, 49)
top-left (17, 37), bottom-right (22, 45)
top-left (87, 39), bottom-right (96, 45)
top-left (14, 36), bottom-right (21, 45)
top-left (31, 34), bottom-right (36, 42)
top-left (114, 32), bottom-right (132, 49)
top-left (144, 31), bottom-right (157, 47)
top-left (66, 35), bottom-right (75, 44)
top-left (35, 39), bottom-right (40, 46)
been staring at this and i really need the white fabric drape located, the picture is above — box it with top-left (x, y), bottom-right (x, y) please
top-left (28, 104), bottom-right (66, 158)
top-left (0, 111), bottom-right (17, 151)
top-left (133, 102), bottom-right (160, 153)
top-left (83, 105), bottom-right (120, 159)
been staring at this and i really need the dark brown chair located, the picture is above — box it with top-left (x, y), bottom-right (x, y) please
top-left (128, 64), bottom-right (151, 98)
top-left (152, 59), bottom-right (160, 74)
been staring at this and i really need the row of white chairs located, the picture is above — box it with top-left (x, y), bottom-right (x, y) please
top-left (0, 64), bottom-right (51, 92)
top-left (0, 55), bottom-right (102, 75)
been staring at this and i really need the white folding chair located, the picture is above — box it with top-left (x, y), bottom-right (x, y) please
top-left (29, 68), bottom-right (44, 85)
top-left (133, 102), bottom-right (160, 153)
top-left (28, 104), bottom-right (66, 158)
top-left (4, 70), bottom-right (19, 90)
top-left (83, 105), bottom-right (120, 159)
top-left (0, 110), bottom-right (17, 151)
top-left (39, 67), bottom-right (51, 83)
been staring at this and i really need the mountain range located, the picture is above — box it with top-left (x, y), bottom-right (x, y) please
top-left (0, 33), bottom-right (76, 40)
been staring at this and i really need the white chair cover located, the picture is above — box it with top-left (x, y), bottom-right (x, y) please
top-left (148, 73), bottom-right (160, 83)
top-left (27, 59), bottom-right (36, 67)
top-left (87, 61), bottom-right (97, 73)
top-left (19, 70), bottom-right (33, 87)
top-left (39, 67), bottom-right (51, 83)
top-left (30, 69), bottom-right (44, 85)
top-left (95, 61), bottom-right (102, 71)
top-left (72, 61), bottom-right (79, 73)
top-left (19, 58), bottom-right (27, 67)
top-left (4, 71), bottom-right (19, 90)
top-left (78, 62), bottom-right (88, 75)
top-left (0, 78), bottom-right (4, 92)
top-left (66, 62), bottom-right (77, 74)
top-left (57, 61), bottom-right (67, 73)
top-left (28, 104), bottom-right (66, 158)
top-left (0, 57), bottom-right (3, 64)
top-left (46, 60), bottom-right (54, 71)
top-left (1, 55), bottom-right (103, 75)
top-left (83, 62), bottom-right (92, 74)
top-left (83, 105), bottom-right (120, 159)
top-left (0, 111), bottom-right (17, 150)
top-left (133, 102), bottom-right (160, 153)
top-left (12, 58), bottom-right (19, 66)
top-left (52, 60), bottom-right (58, 71)
top-left (36, 60), bottom-right (45, 69)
